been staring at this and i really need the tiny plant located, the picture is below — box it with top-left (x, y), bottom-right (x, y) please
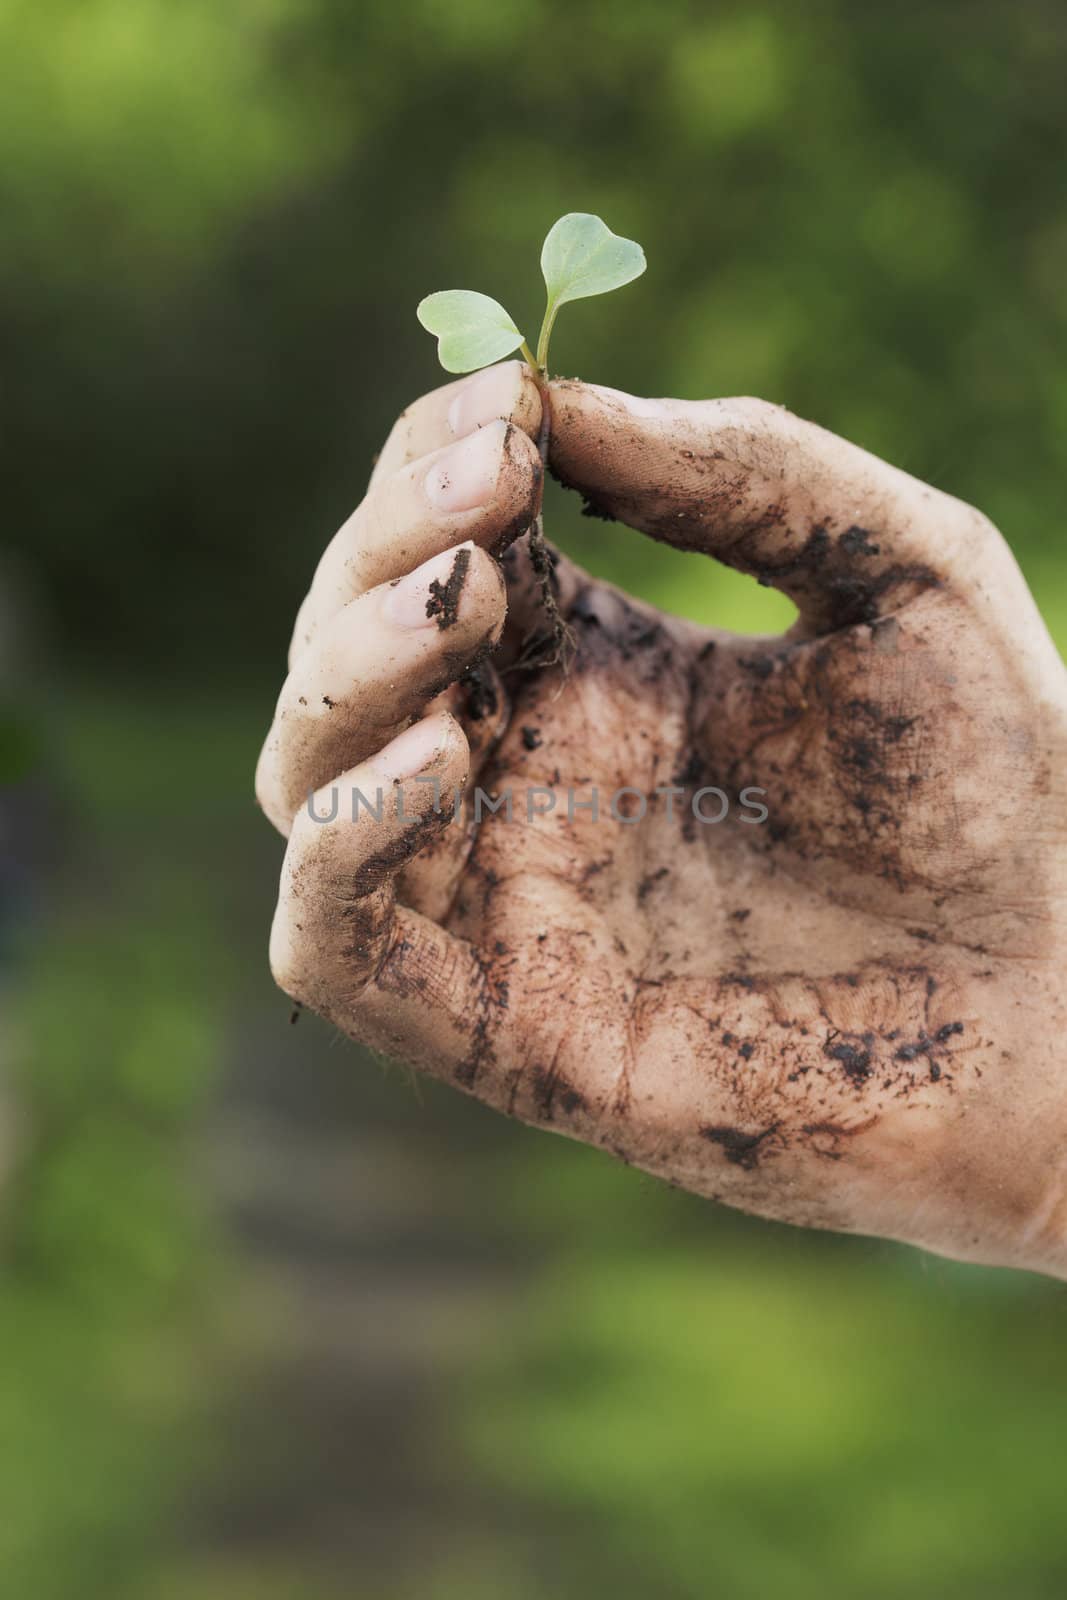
top-left (417, 212), bottom-right (646, 378)
top-left (417, 214), bottom-right (646, 664)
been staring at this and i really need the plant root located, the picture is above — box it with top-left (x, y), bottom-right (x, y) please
top-left (514, 372), bottom-right (574, 675)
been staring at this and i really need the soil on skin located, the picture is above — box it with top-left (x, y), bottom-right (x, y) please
top-left (426, 547), bottom-right (472, 630)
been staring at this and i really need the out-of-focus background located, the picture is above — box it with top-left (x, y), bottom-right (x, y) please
top-left (2, 1), bottom-right (1067, 1595)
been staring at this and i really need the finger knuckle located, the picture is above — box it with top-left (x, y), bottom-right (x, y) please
top-left (268, 911), bottom-right (307, 1002)
top-left (959, 504), bottom-right (1002, 552)
top-left (254, 750), bottom-right (293, 837)
top-left (727, 394), bottom-right (781, 422)
top-left (253, 757), bottom-right (276, 820)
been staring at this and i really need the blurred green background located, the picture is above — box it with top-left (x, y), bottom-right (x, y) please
top-left (3, 1), bottom-right (1067, 1595)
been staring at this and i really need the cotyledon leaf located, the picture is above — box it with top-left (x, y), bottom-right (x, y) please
top-left (540, 213), bottom-right (646, 311)
top-left (416, 290), bottom-right (526, 375)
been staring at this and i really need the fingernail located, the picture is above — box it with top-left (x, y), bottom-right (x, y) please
top-left (377, 715), bottom-right (451, 782)
top-left (448, 362), bottom-right (524, 436)
top-left (585, 383), bottom-right (664, 419)
top-left (383, 543), bottom-right (475, 630)
top-left (425, 422), bottom-right (505, 512)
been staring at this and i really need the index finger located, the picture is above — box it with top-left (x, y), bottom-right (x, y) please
top-left (371, 360), bottom-right (542, 485)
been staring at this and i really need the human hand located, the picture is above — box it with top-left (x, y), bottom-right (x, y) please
top-left (257, 362), bottom-right (1067, 1278)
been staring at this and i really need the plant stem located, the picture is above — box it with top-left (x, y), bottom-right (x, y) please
top-left (518, 368), bottom-right (574, 673)
top-left (535, 306), bottom-right (558, 374)
top-left (520, 339), bottom-right (539, 371)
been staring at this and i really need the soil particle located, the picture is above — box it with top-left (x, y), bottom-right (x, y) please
top-left (845, 737), bottom-right (876, 771)
top-left (521, 725), bottom-right (543, 751)
top-left (823, 1031), bottom-right (875, 1083)
top-left (426, 546), bottom-right (472, 630)
top-left (884, 714), bottom-right (918, 740)
top-left (637, 866), bottom-right (670, 901)
top-left (839, 526), bottom-right (881, 557)
top-left (672, 749), bottom-right (707, 789)
top-left (700, 1123), bottom-right (778, 1171)
top-left (530, 1061), bottom-right (588, 1119)
top-left (892, 1020), bottom-right (964, 1080)
top-left (460, 659), bottom-right (498, 721)
top-left (570, 595), bottom-right (601, 627)
top-left (580, 494), bottom-right (617, 522)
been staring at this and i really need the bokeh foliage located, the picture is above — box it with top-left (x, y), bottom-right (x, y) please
top-left (3, 1), bottom-right (1067, 1596)
top-left (5, 0), bottom-right (1067, 671)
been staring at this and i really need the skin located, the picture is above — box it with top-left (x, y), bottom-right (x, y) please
top-left (256, 361), bottom-right (1067, 1280)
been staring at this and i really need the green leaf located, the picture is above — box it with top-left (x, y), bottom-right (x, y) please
top-left (540, 213), bottom-right (646, 311)
top-left (416, 289), bottom-right (525, 374)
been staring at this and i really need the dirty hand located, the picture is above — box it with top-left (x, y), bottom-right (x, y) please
top-left (256, 361), bottom-right (1067, 1279)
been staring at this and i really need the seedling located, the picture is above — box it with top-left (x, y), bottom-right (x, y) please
top-left (417, 214), bottom-right (646, 664)
top-left (418, 212), bottom-right (645, 378)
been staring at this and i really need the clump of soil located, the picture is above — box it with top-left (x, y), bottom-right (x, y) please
top-left (426, 546), bottom-right (471, 629)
